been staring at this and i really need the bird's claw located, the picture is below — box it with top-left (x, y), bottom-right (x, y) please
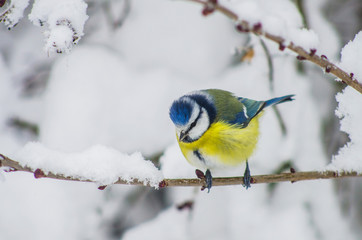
top-left (243, 161), bottom-right (251, 189)
top-left (205, 169), bottom-right (212, 193)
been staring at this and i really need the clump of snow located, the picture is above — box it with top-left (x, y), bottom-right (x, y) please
top-left (28, 0), bottom-right (88, 53)
top-left (338, 31), bottom-right (362, 81)
top-left (0, 0), bottom-right (30, 29)
top-left (229, 0), bottom-right (319, 50)
top-left (44, 25), bottom-right (74, 54)
top-left (289, 28), bottom-right (319, 50)
top-left (328, 31), bottom-right (362, 173)
top-left (1, 0), bottom-right (88, 53)
top-left (13, 142), bottom-right (164, 188)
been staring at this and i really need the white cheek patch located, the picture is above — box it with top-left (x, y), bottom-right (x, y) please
top-left (188, 101), bottom-right (200, 125)
top-left (188, 108), bottom-right (210, 140)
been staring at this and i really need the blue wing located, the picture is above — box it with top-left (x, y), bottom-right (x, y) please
top-left (264, 95), bottom-right (294, 107)
top-left (227, 97), bottom-right (265, 127)
top-left (229, 95), bottom-right (294, 128)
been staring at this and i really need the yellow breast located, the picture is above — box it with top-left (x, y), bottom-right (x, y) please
top-left (177, 115), bottom-right (261, 168)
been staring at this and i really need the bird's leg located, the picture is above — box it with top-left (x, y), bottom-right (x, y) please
top-left (205, 169), bottom-right (213, 193)
top-left (243, 160), bottom-right (251, 189)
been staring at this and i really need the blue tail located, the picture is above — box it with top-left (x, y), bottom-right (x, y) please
top-left (265, 95), bottom-right (295, 108)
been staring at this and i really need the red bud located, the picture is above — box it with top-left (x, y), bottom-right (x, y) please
top-left (158, 180), bottom-right (167, 188)
top-left (309, 48), bottom-right (316, 56)
top-left (34, 169), bottom-right (45, 179)
top-left (195, 169), bottom-right (205, 179)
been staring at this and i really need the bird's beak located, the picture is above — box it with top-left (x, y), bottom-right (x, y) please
top-left (179, 131), bottom-right (186, 142)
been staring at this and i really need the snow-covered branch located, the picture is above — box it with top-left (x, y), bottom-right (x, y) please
top-left (1, 153), bottom-right (361, 190)
top-left (0, 143), bottom-right (164, 188)
top-left (187, 0), bottom-right (362, 94)
top-left (0, 0), bottom-right (29, 29)
top-left (1, 0), bottom-right (88, 54)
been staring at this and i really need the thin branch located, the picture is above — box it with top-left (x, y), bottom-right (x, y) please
top-left (259, 38), bottom-right (274, 91)
top-left (259, 38), bottom-right (288, 135)
top-left (187, 0), bottom-right (362, 94)
top-left (161, 170), bottom-right (361, 187)
top-left (1, 154), bottom-right (361, 189)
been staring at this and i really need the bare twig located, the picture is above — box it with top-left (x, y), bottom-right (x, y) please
top-left (187, 0), bottom-right (362, 94)
top-left (1, 154), bottom-right (361, 189)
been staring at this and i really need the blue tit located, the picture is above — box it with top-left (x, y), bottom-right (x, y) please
top-left (169, 89), bottom-right (294, 192)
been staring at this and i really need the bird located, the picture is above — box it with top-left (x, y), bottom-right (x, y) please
top-left (169, 89), bottom-right (294, 192)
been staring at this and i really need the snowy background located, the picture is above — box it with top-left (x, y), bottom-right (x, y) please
top-left (0, 0), bottom-right (362, 239)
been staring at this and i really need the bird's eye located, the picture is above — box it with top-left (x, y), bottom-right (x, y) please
top-left (188, 107), bottom-right (202, 131)
top-left (190, 120), bottom-right (197, 129)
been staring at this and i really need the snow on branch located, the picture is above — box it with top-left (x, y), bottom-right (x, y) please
top-left (1, 0), bottom-right (88, 54)
top-left (1, 151), bottom-right (361, 190)
top-left (187, 0), bottom-right (362, 94)
top-left (0, 0), bottom-right (29, 29)
top-left (29, 0), bottom-right (88, 54)
top-left (0, 142), bottom-right (163, 188)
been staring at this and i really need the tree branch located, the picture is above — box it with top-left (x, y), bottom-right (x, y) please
top-left (1, 154), bottom-right (361, 189)
top-left (187, 0), bottom-right (362, 94)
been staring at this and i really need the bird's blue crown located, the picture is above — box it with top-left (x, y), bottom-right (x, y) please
top-left (169, 98), bottom-right (193, 126)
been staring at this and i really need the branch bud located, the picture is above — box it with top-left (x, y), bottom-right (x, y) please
top-left (296, 55), bottom-right (306, 60)
top-left (279, 42), bottom-right (286, 51)
top-left (159, 180), bottom-right (167, 188)
top-left (202, 7), bottom-right (215, 16)
top-left (309, 48), bottom-right (316, 57)
top-left (252, 22), bottom-right (262, 33)
top-left (321, 55), bottom-right (328, 60)
top-left (195, 169), bottom-right (205, 179)
top-left (34, 169), bottom-right (45, 179)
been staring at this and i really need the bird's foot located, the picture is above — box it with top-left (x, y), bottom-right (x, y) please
top-left (243, 161), bottom-right (251, 189)
top-left (195, 169), bottom-right (212, 193)
top-left (205, 169), bottom-right (212, 193)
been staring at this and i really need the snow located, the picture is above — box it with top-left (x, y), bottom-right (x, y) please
top-left (228, 0), bottom-right (319, 50)
top-left (328, 31), bottom-right (362, 173)
top-left (44, 25), bottom-right (74, 53)
top-left (39, 45), bottom-right (178, 155)
top-left (1, 0), bottom-right (88, 53)
top-left (124, 181), bottom-right (354, 240)
top-left (28, 0), bottom-right (88, 53)
top-left (0, 0), bottom-right (361, 239)
top-left (160, 143), bottom-right (196, 179)
top-left (13, 142), bottom-right (164, 188)
top-left (123, 206), bottom-right (190, 240)
top-left (339, 31), bottom-right (362, 81)
top-left (115, 0), bottom-right (240, 79)
top-left (0, 0), bottom-right (30, 29)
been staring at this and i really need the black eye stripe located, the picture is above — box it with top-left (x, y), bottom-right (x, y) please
top-left (184, 107), bottom-right (203, 135)
top-left (190, 120), bottom-right (197, 128)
